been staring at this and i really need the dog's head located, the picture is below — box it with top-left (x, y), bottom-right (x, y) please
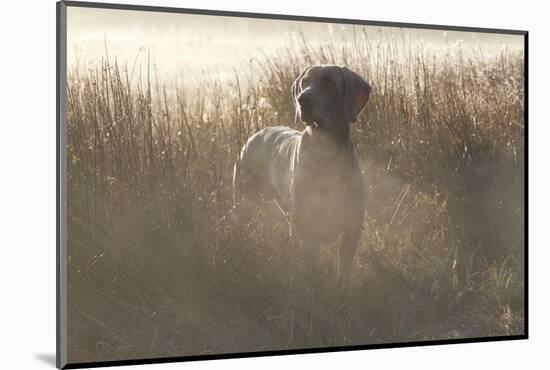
top-left (292, 65), bottom-right (372, 128)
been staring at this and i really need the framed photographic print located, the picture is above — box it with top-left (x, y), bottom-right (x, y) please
top-left (57, 1), bottom-right (528, 368)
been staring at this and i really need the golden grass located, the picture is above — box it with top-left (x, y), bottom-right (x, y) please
top-left (66, 32), bottom-right (524, 363)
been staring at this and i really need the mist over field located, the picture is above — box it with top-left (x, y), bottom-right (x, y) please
top-left (66, 6), bottom-right (525, 364)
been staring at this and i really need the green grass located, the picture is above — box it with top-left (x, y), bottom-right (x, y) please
top-left (66, 32), bottom-right (524, 363)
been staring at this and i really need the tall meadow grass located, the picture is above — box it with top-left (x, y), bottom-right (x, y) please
top-left (66, 31), bottom-right (524, 362)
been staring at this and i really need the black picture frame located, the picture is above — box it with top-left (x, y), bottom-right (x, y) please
top-left (57, 1), bottom-right (528, 368)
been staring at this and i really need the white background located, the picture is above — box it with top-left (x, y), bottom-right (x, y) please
top-left (0, 0), bottom-right (546, 369)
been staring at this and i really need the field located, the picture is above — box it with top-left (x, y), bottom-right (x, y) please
top-left (66, 31), bottom-right (525, 363)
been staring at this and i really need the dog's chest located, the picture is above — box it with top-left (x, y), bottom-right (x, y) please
top-left (290, 154), bottom-right (364, 241)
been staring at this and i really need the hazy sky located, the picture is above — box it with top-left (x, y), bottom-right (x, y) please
top-left (67, 6), bottom-right (523, 86)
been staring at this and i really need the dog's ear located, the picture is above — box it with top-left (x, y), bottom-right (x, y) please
top-left (291, 66), bottom-right (312, 123)
top-left (291, 66), bottom-right (311, 103)
top-left (341, 66), bottom-right (372, 124)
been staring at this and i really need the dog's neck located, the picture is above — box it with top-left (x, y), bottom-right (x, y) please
top-left (302, 123), bottom-right (353, 159)
top-left (304, 122), bottom-right (351, 146)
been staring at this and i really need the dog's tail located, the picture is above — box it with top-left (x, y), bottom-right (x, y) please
top-left (232, 157), bottom-right (241, 212)
top-left (232, 150), bottom-right (251, 224)
top-left (231, 150), bottom-right (259, 229)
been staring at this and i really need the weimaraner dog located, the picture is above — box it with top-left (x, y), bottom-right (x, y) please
top-left (233, 65), bottom-right (372, 285)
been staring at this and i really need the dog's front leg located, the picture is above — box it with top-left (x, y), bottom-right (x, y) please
top-left (301, 239), bottom-right (321, 280)
top-left (338, 228), bottom-right (361, 288)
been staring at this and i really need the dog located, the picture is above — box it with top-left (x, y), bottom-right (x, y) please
top-left (232, 65), bottom-right (372, 285)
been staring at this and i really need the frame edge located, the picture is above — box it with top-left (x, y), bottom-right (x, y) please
top-left (57, 1), bottom-right (68, 369)
top-left (62, 0), bottom-right (527, 35)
